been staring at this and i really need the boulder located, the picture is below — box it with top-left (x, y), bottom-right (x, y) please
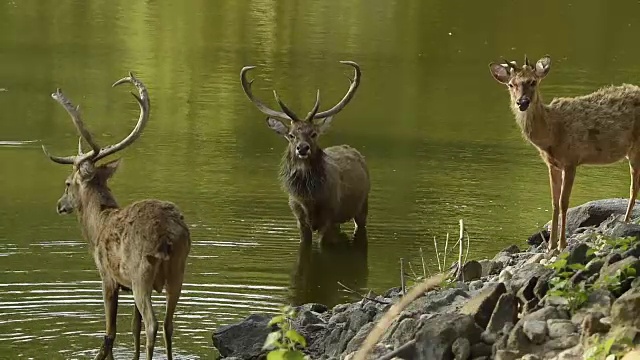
top-left (459, 283), bottom-right (507, 329)
top-left (415, 313), bottom-right (482, 360)
top-left (486, 293), bottom-right (518, 335)
top-left (611, 287), bottom-right (640, 328)
top-left (212, 313), bottom-right (274, 358)
top-left (522, 320), bottom-right (547, 345)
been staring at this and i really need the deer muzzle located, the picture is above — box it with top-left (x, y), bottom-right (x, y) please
top-left (296, 143), bottom-right (310, 159)
top-left (56, 200), bottom-right (73, 215)
top-left (516, 96), bottom-right (531, 111)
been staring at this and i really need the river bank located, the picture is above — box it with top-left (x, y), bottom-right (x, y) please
top-left (211, 198), bottom-right (640, 360)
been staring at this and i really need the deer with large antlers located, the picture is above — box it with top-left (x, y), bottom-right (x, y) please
top-left (240, 61), bottom-right (370, 245)
top-left (41, 73), bottom-right (191, 360)
top-left (490, 55), bottom-right (640, 252)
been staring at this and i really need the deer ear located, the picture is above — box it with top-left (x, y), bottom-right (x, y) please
top-left (265, 117), bottom-right (289, 136)
top-left (535, 56), bottom-right (551, 78)
top-left (489, 63), bottom-right (510, 84)
top-left (96, 158), bottom-right (121, 180)
top-left (314, 116), bottom-right (334, 134)
top-left (77, 161), bottom-right (96, 181)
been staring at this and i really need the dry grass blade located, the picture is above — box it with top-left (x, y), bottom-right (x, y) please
top-left (352, 273), bottom-right (446, 360)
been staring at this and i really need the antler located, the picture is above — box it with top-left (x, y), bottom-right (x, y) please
top-left (524, 54), bottom-right (531, 68)
top-left (240, 61), bottom-right (360, 122)
top-left (42, 72), bottom-right (150, 165)
top-left (240, 66), bottom-right (295, 121)
top-left (501, 57), bottom-right (518, 73)
top-left (311, 61), bottom-right (360, 120)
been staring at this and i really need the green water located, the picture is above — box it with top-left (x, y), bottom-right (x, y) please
top-left (1, 0), bottom-right (639, 358)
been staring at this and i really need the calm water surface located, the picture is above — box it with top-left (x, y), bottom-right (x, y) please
top-left (2, 0), bottom-right (640, 358)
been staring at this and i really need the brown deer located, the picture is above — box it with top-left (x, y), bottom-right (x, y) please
top-left (41, 73), bottom-right (191, 360)
top-left (240, 61), bottom-right (370, 245)
top-left (489, 55), bottom-right (640, 252)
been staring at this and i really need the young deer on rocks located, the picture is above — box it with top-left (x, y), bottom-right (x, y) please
top-left (41, 73), bottom-right (191, 360)
top-left (240, 61), bottom-right (370, 245)
top-left (489, 55), bottom-right (640, 252)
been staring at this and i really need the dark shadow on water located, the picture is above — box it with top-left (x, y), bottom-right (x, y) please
top-left (288, 229), bottom-right (369, 308)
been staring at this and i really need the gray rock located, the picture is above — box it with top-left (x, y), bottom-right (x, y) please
top-left (508, 263), bottom-right (553, 294)
top-left (452, 337), bottom-right (471, 360)
top-left (598, 256), bottom-right (640, 284)
top-left (571, 289), bottom-right (614, 325)
top-left (611, 286), bottom-right (640, 328)
top-left (522, 320), bottom-right (547, 345)
top-left (604, 252), bottom-right (623, 266)
top-left (459, 283), bottom-right (507, 329)
top-left (469, 280), bottom-right (484, 291)
top-left (460, 260), bottom-right (483, 282)
top-left (212, 313), bottom-right (274, 358)
top-left (470, 342), bottom-right (492, 358)
top-left (580, 312), bottom-right (610, 337)
top-left (343, 322), bottom-right (374, 354)
top-left (298, 309), bottom-right (322, 326)
top-left (407, 287), bottom-right (470, 314)
top-left (486, 293), bottom-right (518, 334)
top-left (525, 306), bottom-right (569, 322)
top-left (567, 243), bottom-right (593, 265)
top-left (347, 308), bottom-right (373, 333)
top-left (499, 269), bottom-right (513, 283)
top-left (494, 349), bottom-right (521, 360)
top-left (502, 245), bottom-right (521, 254)
top-left (479, 259), bottom-right (501, 277)
top-left (540, 198), bottom-right (640, 237)
top-left (389, 317), bottom-right (418, 348)
top-left (300, 303), bottom-right (328, 313)
top-left (506, 322), bottom-right (529, 352)
top-left (415, 313), bottom-right (483, 360)
top-left (333, 303), bottom-right (350, 313)
top-left (516, 276), bottom-right (538, 305)
top-left (546, 319), bottom-right (576, 338)
top-left (585, 258), bottom-right (605, 274)
top-left (544, 334), bottom-right (579, 351)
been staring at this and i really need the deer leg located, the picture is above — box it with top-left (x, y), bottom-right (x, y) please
top-left (354, 198), bottom-right (368, 232)
top-left (163, 263), bottom-right (186, 360)
top-left (94, 280), bottom-right (119, 360)
top-left (558, 166), bottom-right (576, 251)
top-left (547, 165), bottom-right (562, 251)
top-left (290, 200), bottom-right (312, 243)
top-left (131, 304), bottom-right (142, 360)
top-left (624, 162), bottom-right (640, 222)
top-left (132, 282), bottom-right (158, 360)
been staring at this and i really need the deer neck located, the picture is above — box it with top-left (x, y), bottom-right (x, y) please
top-left (76, 184), bottom-right (119, 247)
top-left (511, 95), bottom-right (551, 148)
top-left (280, 148), bottom-right (327, 200)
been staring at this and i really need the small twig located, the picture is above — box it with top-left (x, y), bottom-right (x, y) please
top-left (443, 232), bottom-right (450, 272)
top-left (400, 258), bottom-right (406, 295)
top-left (337, 282), bottom-right (390, 305)
top-left (353, 273), bottom-right (446, 360)
top-left (433, 236), bottom-right (442, 272)
top-left (419, 247), bottom-right (428, 278)
top-left (463, 231), bottom-right (471, 265)
top-left (375, 339), bottom-right (416, 360)
top-left (457, 219), bottom-right (465, 281)
top-left (407, 261), bottom-right (419, 280)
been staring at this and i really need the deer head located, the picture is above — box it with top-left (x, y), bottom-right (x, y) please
top-left (489, 55), bottom-right (551, 111)
top-left (240, 61), bottom-right (361, 160)
top-left (42, 73), bottom-right (150, 214)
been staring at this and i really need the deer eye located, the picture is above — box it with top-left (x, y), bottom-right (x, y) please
top-left (65, 181), bottom-right (71, 187)
top-left (287, 133), bottom-right (295, 139)
top-left (508, 83), bottom-right (514, 88)
top-left (530, 80), bottom-right (537, 86)
top-left (310, 132), bottom-right (318, 138)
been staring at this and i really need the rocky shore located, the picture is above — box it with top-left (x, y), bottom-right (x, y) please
top-left (212, 198), bottom-right (640, 360)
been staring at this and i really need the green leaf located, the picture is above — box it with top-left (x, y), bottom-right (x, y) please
top-left (267, 349), bottom-right (287, 360)
top-left (568, 263), bottom-right (585, 271)
top-left (626, 267), bottom-right (637, 277)
top-left (603, 336), bottom-right (616, 354)
top-left (269, 315), bottom-right (285, 327)
top-left (586, 248), bottom-right (597, 256)
top-left (263, 332), bottom-right (282, 350)
top-left (285, 329), bottom-right (307, 348)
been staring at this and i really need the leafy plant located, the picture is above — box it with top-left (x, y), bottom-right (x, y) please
top-left (263, 306), bottom-right (309, 360)
top-left (584, 333), bottom-right (634, 360)
top-left (545, 252), bottom-right (589, 313)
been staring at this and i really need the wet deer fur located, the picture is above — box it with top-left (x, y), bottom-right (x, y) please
top-left (41, 73), bottom-right (191, 360)
top-left (240, 61), bottom-right (370, 244)
top-left (490, 55), bottom-right (640, 252)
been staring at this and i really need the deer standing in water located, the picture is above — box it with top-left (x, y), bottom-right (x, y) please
top-left (489, 55), bottom-right (640, 252)
top-left (240, 61), bottom-right (370, 245)
top-left (41, 73), bottom-right (191, 360)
